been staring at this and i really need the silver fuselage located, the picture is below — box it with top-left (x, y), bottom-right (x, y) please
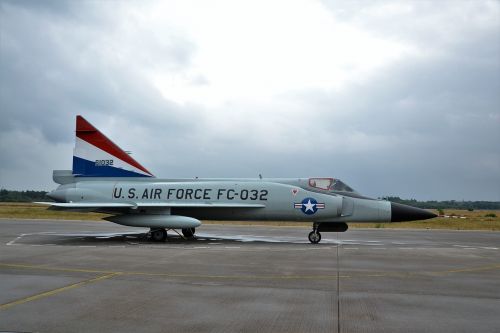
top-left (49, 177), bottom-right (392, 223)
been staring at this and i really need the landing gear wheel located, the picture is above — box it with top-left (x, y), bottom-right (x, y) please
top-left (150, 228), bottom-right (167, 242)
top-left (182, 227), bottom-right (196, 238)
top-left (308, 231), bottom-right (321, 244)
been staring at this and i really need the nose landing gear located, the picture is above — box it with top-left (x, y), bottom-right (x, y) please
top-left (308, 222), bottom-right (348, 243)
top-left (308, 230), bottom-right (322, 244)
top-left (308, 223), bottom-right (321, 244)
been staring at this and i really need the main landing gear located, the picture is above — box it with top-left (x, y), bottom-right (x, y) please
top-left (308, 222), bottom-right (349, 244)
top-left (182, 227), bottom-right (196, 238)
top-left (149, 228), bottom-right (197, 242)
top-left (150, 228), bottom-right (167, 242)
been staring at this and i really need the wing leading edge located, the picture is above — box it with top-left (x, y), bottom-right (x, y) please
top-left (35, 202), bottom-right (266, 209)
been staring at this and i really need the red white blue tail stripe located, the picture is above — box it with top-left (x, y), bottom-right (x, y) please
top-left (72, 116), bottom-right (154, 178)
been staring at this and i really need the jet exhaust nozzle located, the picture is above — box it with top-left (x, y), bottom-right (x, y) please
top-left (46, 189), bottom-right (67, 202)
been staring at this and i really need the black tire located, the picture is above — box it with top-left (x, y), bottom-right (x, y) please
top-left (182, 227), bottom-right (195, 238)
top-left (308, 231), bottom-right (321, 244)
top-left (151, 228), bottom-right (167, 242)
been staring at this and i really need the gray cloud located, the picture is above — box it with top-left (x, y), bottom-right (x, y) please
top-left (276, 30), bottom-right (500, 199)
top-left (0, 0), bottom-right (498, 200)
top-left (1, 0), bottom-right (195, 141)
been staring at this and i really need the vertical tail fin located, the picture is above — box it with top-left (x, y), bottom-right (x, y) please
top-left (72, 116), bottom-right (154, 178)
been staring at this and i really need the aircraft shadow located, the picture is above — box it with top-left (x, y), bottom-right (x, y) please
top-left (10, 231), bottom-right (324, 246)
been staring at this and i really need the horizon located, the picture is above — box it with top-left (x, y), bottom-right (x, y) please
top-left (1, 1), bottom-right (499, 201)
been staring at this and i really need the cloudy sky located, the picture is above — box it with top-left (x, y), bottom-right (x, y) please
top-left (0, 0), bottom-right (499, 200)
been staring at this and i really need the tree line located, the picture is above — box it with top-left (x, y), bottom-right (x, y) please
top-left (0, 189), bottom-right (49, 202)
top-left (0, 189), bottom-right (498, 209)
top-left (380, 196), bottom-right (500, 210)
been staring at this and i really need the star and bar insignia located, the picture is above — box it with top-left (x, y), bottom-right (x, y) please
top-left (294, 197), bottom-right (325, 215)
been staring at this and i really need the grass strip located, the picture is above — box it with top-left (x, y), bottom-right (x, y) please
top-left (1, 203), bottom-right (499, 231)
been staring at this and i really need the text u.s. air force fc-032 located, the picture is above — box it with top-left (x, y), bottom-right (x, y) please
top-left (112, 187), bottom-right (269, 202)
top-left (38, 115), bottom-right (437, 243)
top-left (111, 186), bottom-right (323, 216)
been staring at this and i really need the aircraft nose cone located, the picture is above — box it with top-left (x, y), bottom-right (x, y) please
top-left (390, 202), bottom-right (437, 222)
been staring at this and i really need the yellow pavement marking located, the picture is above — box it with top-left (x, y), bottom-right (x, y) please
top-left (0, 272), bottom-right (120, 311)
top-left (0, 263), bottom-right (117, 274)
top-left (434, 263), bottom-right (500, 275)
top-left (0, 263), bottom-right (337, 280)
top-left (1, 262), bottom-right (498, 312)
top-left (1, 262), bottom-right (499, 284)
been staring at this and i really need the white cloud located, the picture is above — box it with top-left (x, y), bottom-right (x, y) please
top-left (143, 0), bottom-right (415, 106)
top-left (0, 0), bottom-right (499, 200)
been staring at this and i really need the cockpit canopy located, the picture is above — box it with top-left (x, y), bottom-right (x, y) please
top-left (308, 177), bottom-right (356, 193)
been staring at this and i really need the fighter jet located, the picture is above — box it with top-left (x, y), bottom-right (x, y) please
top-left (38, 116), bottom-right (437, 243)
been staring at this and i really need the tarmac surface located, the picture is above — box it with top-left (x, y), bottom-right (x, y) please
top-left (0, 219), bottom-right (499, 333)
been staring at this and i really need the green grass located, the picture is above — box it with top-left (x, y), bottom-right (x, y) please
top-left (349, 209), bottom-right (500, 231)
top-left (0, 202), bottom-right (108, 221)
top-left (1, 203), bottom-right (500, 231)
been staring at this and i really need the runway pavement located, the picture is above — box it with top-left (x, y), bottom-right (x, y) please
top-left (0, 219), bottom-right (499, 332)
